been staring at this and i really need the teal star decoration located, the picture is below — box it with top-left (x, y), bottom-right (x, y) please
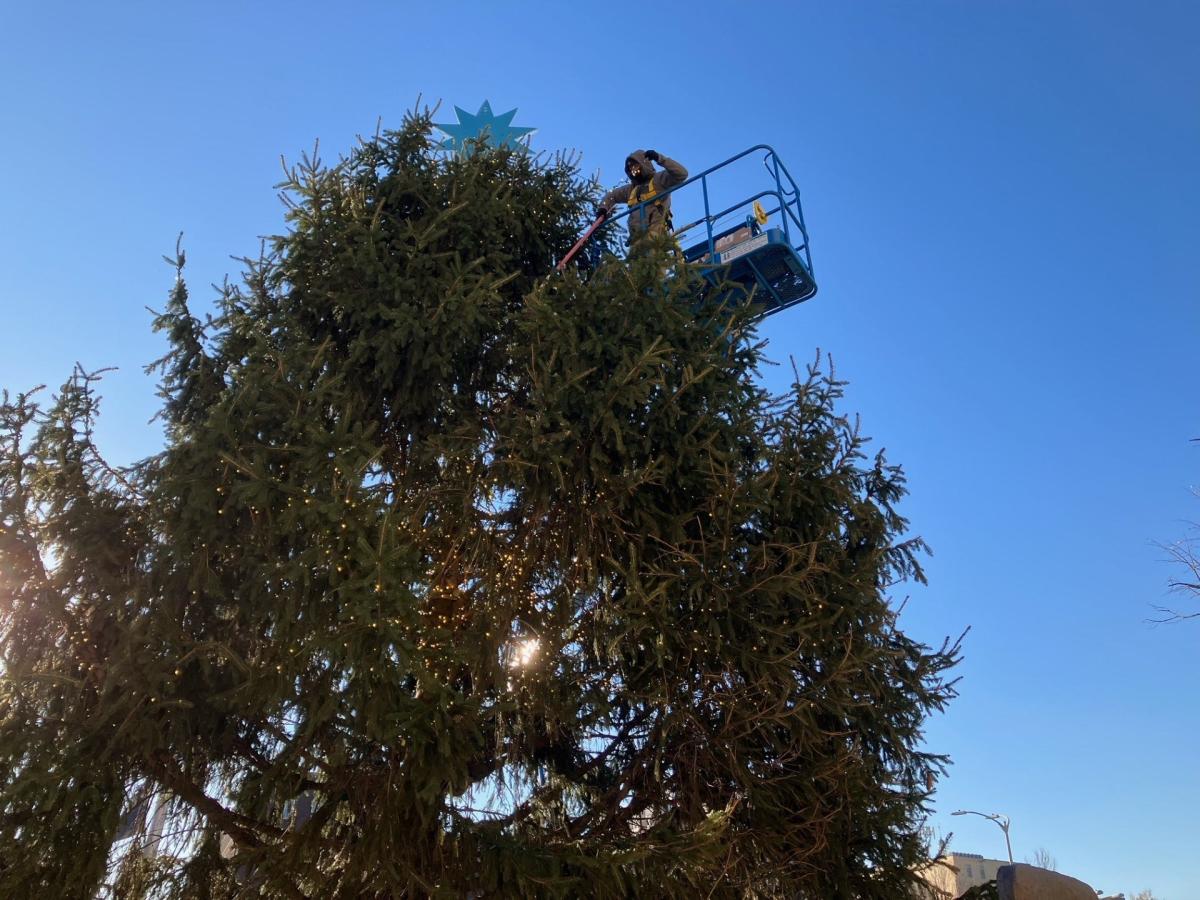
top-left (434, 101), bottom-right (535, 153)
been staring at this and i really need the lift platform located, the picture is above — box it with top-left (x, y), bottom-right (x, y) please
top-left (609, 144), bottom-right (817, 318)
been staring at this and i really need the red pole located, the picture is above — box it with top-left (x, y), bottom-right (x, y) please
top-left (556, 211), bottom-right (607, 272)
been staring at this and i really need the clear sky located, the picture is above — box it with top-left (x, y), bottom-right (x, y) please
top-left (2, 2), bottom-right (1197, 895)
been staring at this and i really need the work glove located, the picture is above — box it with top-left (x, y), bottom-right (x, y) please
top-left (644, 150), bottom-right (660, 162)
top-left (595, 205), bottom-right (610, 220)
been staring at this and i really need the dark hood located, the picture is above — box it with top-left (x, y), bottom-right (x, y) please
top-left (625, 150), bottom-right (654, 184)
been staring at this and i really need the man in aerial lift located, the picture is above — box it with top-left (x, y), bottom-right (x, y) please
top-left (556, 149), bottom-right (689, 272)
top-left (597, 150), bottom-right (688, 243)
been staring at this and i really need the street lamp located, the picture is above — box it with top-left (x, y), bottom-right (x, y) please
top-left (951, 809), bottom-right (1013, 864)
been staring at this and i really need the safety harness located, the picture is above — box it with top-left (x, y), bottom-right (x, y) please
top-left (627, 178), bottom-right (672, 232)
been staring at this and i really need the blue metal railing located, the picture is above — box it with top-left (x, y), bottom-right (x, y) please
top-left (604, 144), bottom-right (814, 280)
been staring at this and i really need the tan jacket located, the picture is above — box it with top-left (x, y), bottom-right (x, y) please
top-left (600, 150), bottom-right (688, 238)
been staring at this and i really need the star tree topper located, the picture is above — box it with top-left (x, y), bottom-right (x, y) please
top-left (434, 100), bottom-right (535, 152)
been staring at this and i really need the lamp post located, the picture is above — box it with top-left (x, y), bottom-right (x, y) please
top-left (951, 809), bottom-right (1013, 864)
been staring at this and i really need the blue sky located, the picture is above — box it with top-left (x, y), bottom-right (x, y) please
top-left (2, 1), bottom-right (1197, 895)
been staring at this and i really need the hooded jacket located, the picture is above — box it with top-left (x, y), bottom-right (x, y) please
top-left (599, 150), bottom-right (688, 239)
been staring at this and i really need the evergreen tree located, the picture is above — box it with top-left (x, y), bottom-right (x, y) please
top-left (0, 109), bottom-right (959, 898)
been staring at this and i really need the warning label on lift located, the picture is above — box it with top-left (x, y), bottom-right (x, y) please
top-left (719, 233), bottom-right (768, 264)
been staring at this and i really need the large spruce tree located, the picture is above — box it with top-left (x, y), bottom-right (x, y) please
top-left (0, 110), bottom-right (958, 898)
